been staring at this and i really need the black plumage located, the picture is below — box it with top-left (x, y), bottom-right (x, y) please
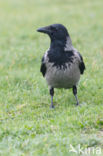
top-left (40, 57), bottom-right (46, 77)
top-left (48, 50), bottom-right (74, 70)
top-left (77, 52), bottom-right (85, 74)
top-left (37, 24), bottom-right (85, 108)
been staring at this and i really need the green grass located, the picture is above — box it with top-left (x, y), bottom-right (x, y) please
top-left (0, 0), bottom-right (103, 155)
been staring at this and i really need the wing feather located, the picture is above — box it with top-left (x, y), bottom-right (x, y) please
top-left (40, 56), bottom-right (46, 77)
top-left (78, 52), bottom-right (86, 74)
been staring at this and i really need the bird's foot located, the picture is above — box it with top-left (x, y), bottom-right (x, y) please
top-left (50, 105), bottom-right (55, 109)
top-left (76, 102), bottom-right (79, 106)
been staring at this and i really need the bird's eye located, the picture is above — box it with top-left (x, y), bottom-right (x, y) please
top-left (50, 26), bottom-right (58, 32)
top-left (51, 32), bottom-right (54, 36)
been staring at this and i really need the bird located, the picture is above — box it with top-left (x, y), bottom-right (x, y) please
top-left (37, 24), bottom-right (85, 108)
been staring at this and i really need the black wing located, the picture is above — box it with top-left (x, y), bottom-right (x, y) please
top-left (78, 52), bottom-right (86, 74)
top-left (40, 56), bottom-right (46, 77)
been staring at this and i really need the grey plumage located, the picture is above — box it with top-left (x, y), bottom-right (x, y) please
top-left (37, 24), bottom-right (85, 108)
top-left (44, 48), bottom-right (80, 89)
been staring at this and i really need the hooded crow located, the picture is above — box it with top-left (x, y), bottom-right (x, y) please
top-left (37, 24), bottom-right (85, 108)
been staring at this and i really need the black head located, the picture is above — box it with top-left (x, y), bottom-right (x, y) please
top-left (37, 24), bottom-right (69, 42)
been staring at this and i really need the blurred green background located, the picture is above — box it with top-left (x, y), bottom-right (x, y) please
top-left (0, 0), bottom-right (103, 155)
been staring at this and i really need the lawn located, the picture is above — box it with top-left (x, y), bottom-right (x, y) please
top-left (0, 0), bottom-right (103, 155)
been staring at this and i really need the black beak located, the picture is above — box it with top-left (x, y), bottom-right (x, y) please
top-left (37, 26), bottom-right (50, 34)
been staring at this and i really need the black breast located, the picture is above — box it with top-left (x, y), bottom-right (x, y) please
top-left (48, 50), bottom-right (74, 70)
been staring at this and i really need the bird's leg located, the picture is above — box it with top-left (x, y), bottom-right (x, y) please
top-left (50, 87), bottom-right (54, 108)
top-left (73, 86), bottom-right (79, 106)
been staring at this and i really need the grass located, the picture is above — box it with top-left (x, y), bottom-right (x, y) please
top-left (0, 0), bottom-right (103, 155)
